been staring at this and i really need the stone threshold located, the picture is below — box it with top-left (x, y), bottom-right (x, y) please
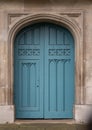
top-left (15, 119), bottom-right (76, 124)
top-left (0, 121), bottom-right (88, 130)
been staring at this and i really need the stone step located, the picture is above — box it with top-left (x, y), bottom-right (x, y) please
top-left (0, 123), bottom-right (88, 130)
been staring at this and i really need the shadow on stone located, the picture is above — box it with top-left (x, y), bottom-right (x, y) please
top-left (87, 115), bottom-right (92, 130)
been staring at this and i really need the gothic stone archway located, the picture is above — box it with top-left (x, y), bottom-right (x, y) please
top-left (7, 13), bottom-right (84, 122)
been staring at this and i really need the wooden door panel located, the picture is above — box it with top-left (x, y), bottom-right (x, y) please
top-left (44, 24), bottom-right (74, 118)
top-left (14, 24), bottom-right (44, 118)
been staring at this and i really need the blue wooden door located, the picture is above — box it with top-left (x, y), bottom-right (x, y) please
top-left (44, 24), bottom-right (74, 118)
top-left (14, 23), bottom-right (74, 119)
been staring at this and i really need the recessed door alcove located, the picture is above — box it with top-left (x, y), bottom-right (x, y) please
top-left (14, 22), bottom-right (75, 119)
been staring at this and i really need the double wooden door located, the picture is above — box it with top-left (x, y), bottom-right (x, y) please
top-left (14, 23), bottom-right (74, 119)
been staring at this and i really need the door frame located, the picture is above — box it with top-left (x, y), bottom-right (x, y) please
top-left (8, 13), bottom-right (84, 120)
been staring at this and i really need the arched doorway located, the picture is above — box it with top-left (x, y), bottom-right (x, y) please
top-left (14, 22), bottom-right (74, 119)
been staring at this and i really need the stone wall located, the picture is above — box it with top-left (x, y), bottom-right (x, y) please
top-left (0, 0), bottom-right (92, 124)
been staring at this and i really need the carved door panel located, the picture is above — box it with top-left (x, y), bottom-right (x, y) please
top-left (14, 24), bottom-right (44, 118)
top-left (44, 24), bottom-right (74, 118)
top-left (14, 23), bottom-right (74, 119)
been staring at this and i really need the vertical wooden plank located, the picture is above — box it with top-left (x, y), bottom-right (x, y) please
top-left (49, 27), bottom-right (57, 45)
top-left (65, 60), bottom-right (74, 112)
top-left (36, 61), bottom-right (40, 109)
top-left (30, 63), bottom-right (36, 107)
top-left (65, 60), bottom-right (70, 111)
top-left (57, 30), bottom-right (63, 45)
top-left (26, 31), bottom-right (32, 44)
top-left (57, 60), bottom-right (64, 112)
top-left (34, 28), bottom-right (40, 45)
top-left (18, 61), bottom-right (22, 109)
top-left (22, 63), bottom-right (28, 107)
top-left (19, 34), bottom-right (24, 44)
top-left (49, 60), bottom-right (57, 111)
top-left (64, 31), bottom-right (70, 45)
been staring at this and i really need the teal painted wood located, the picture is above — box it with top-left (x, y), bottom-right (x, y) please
top-left (14, 23), bottom-right (74, 119)
top-left (14, 24), bottom-right (44, 118)
top-left (44, 24), bottom-right (74, 118)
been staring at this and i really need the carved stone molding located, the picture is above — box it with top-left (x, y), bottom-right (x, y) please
top-left (7, 10), bottom-right (83, 31)
top-left (8, 13), bottom-right (29, 26)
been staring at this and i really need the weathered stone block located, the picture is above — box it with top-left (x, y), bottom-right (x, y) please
top-left (0, 105), bottom-right (14, 124)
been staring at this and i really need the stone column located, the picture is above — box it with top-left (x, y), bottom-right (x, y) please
top-left (0, 11), bottom-right (14, 124)
top-left (75, 10), bottom-right (92, 123)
